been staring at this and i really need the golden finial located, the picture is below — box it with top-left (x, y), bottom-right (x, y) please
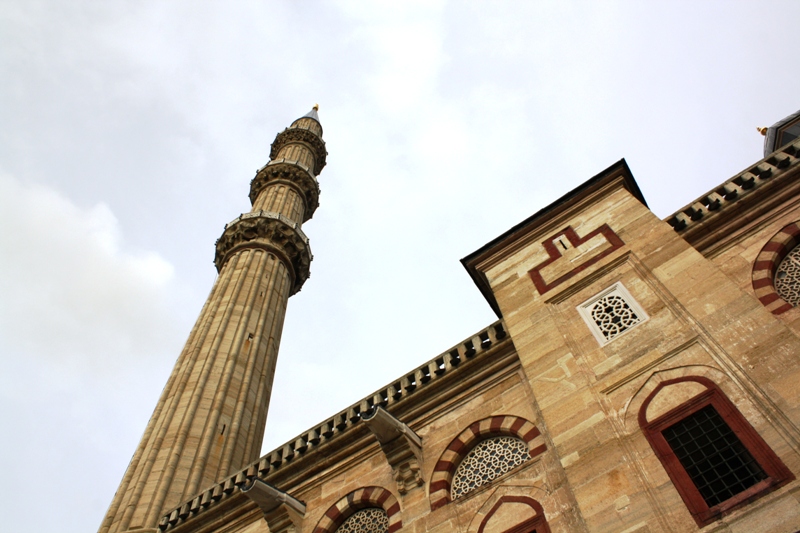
top-left (313, 103), bottom-right (319, 111)
top-left (757, 126), bottom-right (768, 136)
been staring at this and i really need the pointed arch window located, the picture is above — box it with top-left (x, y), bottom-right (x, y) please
top-left (639, 377), bottom-right (793, 526)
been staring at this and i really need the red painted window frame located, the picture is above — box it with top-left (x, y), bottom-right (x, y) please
top-left (639, 377), bottom-right (794, 527)
top-left (501, 515), bottom-right (550, 533)
top-left (478, 496), bottom-right (551, 533)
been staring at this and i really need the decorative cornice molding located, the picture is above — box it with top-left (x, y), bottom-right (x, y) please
top-left (214, 211), bottom-right (312, 295)
top-left (249, 162), bottom-right (320, 222)
top-left (270, 128), bottom-right (327, 175)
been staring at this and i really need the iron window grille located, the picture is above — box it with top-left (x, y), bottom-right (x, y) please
top-left (640, 378), bottom-right (793, 526)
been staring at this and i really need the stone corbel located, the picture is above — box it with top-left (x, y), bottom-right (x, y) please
top-left (240, 479), bottom-right (305, 533)
top-left (362, 407), bottom-right (424, 494)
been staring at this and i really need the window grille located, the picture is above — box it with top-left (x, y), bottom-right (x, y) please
top-left (334, 508), bottom-right (388, 533)
top-left (451, 436), bottom-right (531, 499)
top-left (774, 245), bottom-right (800, 306)
top-left (640, 378), bottom-right (794, 527)
top-left (578, 282), bottom-right (647, 345)
top-left (662, 405), bottom-right (767, 507)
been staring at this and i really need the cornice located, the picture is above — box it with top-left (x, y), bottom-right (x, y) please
top-left (214, 211), bottom-right (312, 295)
top-left (270, 128), bottom-right (327, 175)
top-left (461, 159), bottom-right (644, 317)
top-left (664, 138), bottom-right (800, 255)
top-left (249, 161), bottom-right (320, 222)
top-left (158, 320), bottom-right (512, 531)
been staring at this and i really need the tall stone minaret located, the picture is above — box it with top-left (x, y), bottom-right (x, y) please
top-left (99, 107), bottom-right (327, 533)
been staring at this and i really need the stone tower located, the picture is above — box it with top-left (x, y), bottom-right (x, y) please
top-left (99, 108), bottom-right (327, 533)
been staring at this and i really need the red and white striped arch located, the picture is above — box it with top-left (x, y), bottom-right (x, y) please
top-left (752, 221), bottom-right (800, 315)
top-left (429, 415), bottom-right (546, 511)
top-left (312, 486), bottom-right (401, 533)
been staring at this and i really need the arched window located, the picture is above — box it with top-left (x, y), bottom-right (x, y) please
top-left (476, 496), bottom-right (551, 533)
top-left (429, 415), bottom-right (546, 511)
top-left (312, 487), bottom-right (401, 533)
top-left (334, 507), bottom-right (388, 533)
top-left (452, 436), bottom-right (532, 499)
top-left (774, 245), bottom-right (800, 305)
top-left (639, 377), bottom-right (793, 526)
top-left (752, 221), bottom-right (800, 314)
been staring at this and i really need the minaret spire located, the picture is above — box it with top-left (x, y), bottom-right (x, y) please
top-left (99, 109), bottom-right (327, 533)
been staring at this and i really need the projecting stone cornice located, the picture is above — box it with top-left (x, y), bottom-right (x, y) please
top-left (270, 127), bottom-right (327, 175)
top-left (249, 161), bottom-right (320, 222)
top-left (665, 138), bottom-right (800, 254)
top-left (214, 211), bottom-right (312, 295)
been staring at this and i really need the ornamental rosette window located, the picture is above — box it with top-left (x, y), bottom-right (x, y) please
top-left (334, 508), bottom-right (388, 533)
top-left (578, 282), bottom-right (648, 345)
top-left (451, 436), bottom-right (532, 499)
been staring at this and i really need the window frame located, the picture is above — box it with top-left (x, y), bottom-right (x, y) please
top-left (477, 496), bottom-right (551, 533)
top-left (639, 377), bottom-right (794, 527)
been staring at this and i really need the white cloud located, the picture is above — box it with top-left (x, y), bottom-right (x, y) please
top-left (0, 173), bottom-right (177, 369)
top-left (0, 173), bottom-right (184, 531)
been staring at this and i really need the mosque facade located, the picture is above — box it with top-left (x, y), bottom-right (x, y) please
top-left (99, 108), bottom-right (800, 533)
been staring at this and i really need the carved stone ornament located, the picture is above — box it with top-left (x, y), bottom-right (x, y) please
top-left (249, 162), bottom-right (320, 221)
top-left (270, 127), bottom-right (327, 175)
top-left (214, 211), bottom-right (312, 295)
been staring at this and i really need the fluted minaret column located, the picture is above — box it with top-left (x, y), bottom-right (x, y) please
top-left (99, 107), bottom-right (327, 533)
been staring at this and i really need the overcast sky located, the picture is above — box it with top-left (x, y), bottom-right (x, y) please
top-left (1, 2), bottom-right (798, 531)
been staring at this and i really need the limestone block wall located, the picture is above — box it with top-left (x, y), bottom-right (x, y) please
top-left (476, 170), bottom-right (800, 531)
top-left (705, 195), bottom-right (800, 337)
top-left (665, 139), bottom-right (800, 335)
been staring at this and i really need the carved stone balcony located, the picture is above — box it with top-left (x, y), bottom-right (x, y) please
top-left (214, 210), bottom-right (312, 295)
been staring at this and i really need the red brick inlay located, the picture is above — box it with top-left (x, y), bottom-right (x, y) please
top-left (429, 415), bottom-right (545, 511)
top-left (528, 225), bottom-right (624, 295)
top-left (478, 496), bottom-right (551, 533)
top-left (313, 486), bottom-right (401, 533)
top-left (751, 221), bottom-right (800, 315)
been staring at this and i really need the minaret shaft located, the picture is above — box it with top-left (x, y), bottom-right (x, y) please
top-left (251, 183), bottom-right (306, 221)
top-left (99, 108), bottom-right (326, 533)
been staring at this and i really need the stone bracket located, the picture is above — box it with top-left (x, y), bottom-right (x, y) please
top-left (240, 479), bottom-right (305, 533)
top-left (362, 407), bottom-right (424, 495)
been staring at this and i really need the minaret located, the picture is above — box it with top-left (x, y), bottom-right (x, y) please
top-left (99, 107), bottom-right (327, 533)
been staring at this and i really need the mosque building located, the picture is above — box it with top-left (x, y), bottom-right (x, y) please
top-left (99, 107), bottom-right (800, 533)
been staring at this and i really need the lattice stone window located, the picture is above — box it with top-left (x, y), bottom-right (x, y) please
top-left (774, 245), bottom-right (800, 306)
top-left (578, 282), bottom-right (647, 345)
top-left (335, 508), bottom-right (388, 533)
top-left (451, 436), bottom-right (531, 499)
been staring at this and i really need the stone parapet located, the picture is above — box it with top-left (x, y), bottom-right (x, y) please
top-left (665, 138), bottom-right (800, 251)
top-left (157, 320), bottom-right (510, 531)
top-left (214, 211), bottom-right (311, 295)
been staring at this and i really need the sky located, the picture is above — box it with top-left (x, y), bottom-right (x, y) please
top-left (1, 1), bottom-right (798, 531)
